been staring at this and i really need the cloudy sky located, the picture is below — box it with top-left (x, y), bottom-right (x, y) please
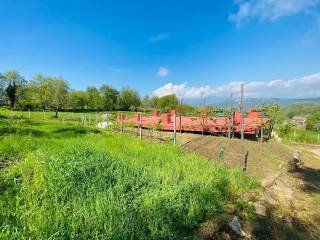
top-left (1, 0), bottom-right (320, 99)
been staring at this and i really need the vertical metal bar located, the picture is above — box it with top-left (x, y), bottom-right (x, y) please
top-left (173, 114), bottom-right (177, 145)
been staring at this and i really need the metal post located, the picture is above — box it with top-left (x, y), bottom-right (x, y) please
top-left (28, 109), bottom-right (31, 119)
top-left (173, 114), bottom-right (177, 145)
top-left (139, 113), bottom-right (142, 140)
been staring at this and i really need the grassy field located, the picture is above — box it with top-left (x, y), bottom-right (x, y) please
top-left (277, 125), bottom-right (320, 145)
top-left (0, 110), bottom-right (257, 239)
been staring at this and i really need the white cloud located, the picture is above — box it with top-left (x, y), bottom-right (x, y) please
top-left (157, 67), bottom-right (170, 77)
top-left (152, 73), bottom-right (320, 99)
top-left (149, 33), bottom-right (169, 42)
top-left (229, 0), bottom-right (320, 25)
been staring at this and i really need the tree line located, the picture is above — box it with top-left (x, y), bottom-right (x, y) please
top-left (0, 70), bottom-right (190, 117)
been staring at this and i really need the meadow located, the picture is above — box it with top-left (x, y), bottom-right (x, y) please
top-left (0, 110), bottom-right (257, 239)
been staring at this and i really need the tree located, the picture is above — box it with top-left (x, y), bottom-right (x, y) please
top-left (100, 84), bottom-right (119, 111)
top-left (87, 87), bottom-right (102, 110)
top-left (36, 77), bottom-right (69, 117)
top-left (0, 72), bottom-right (7, 106)
top-left (156, 94), bottom-right (179, 112)
top-left (262, 103), bottom-right (281, 136)
top-left (142, 95), bottom-right (158, 109)
top-left (306, 112), bottom-right (320, 131)
top-left (17, 81), bottom-right (40, 110)
top-left (69, 91), bottom-right (88, 110)
top-left (0, 70), bottom-right (26, 109)
top-left (117, 88), bottom-right (141, 111)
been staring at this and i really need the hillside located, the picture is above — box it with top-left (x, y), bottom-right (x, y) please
top-left (183, 135), bottom-right (320, 239)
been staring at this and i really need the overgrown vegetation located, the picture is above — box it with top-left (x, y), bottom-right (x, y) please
top-left (0, 110), bottom-right (257, 239)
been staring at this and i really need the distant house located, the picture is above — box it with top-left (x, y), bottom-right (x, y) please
top-left (291, 116), bottom-right (306, 127)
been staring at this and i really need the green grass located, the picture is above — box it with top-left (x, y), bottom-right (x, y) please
top-left (0, 110), bottom-right (257, 239)
top-left (277, 125), bottom-right (320, 144)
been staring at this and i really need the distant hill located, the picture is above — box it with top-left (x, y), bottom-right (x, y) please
top-left (185, 97), bottom-right (320, 108)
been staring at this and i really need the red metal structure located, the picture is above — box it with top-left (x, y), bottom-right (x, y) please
top-left (118, 109), bottom-right (270, 138)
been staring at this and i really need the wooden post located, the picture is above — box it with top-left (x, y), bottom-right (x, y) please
top-left (139, 113), bottom-right (142, 140)
top-left (173, 114), bottom-right (177, 145)
top-left (121, 114), bottom-right (123, 133)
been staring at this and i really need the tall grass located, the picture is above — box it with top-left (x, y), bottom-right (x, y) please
top-left (0, 110), bottom-right (257, 239)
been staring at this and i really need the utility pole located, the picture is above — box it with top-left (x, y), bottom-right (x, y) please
top-left (240, 83), bottom-right (246, 172)
top-left (240, 83), bottom-right (244, 141)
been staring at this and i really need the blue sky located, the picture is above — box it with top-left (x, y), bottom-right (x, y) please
top-left (1, 0), bottom-right (320, 98)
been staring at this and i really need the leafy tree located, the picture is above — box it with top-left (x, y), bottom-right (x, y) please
top-left (0, 72), bottom-right (6, 106)
top-left (278, 123), bottom-right (294, 137)
top-left (100, 84), bottom-right (119, 111)
top-left (117, 88), bottom-right (141, 111)
top-left (142, 95), bottom-right (158, 109)
top-left (156, 94), bottom-right (179, 112)
top-left (177, 103), bottom-right (196, 115)
top-left (69, 91), bottom-right (88, 110)
top-left (36, 77), bottom-right (69, 117)
top-left (306, 112), bottom-right (320, 131)
top-left (87, 87), bottom-right (102, 110)
top-left (17, 81), bottom-right (40, 110)
top-left (0, 70), bottom-right (26, 109)
top-left (262, 103), bottom-right (281, 135)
